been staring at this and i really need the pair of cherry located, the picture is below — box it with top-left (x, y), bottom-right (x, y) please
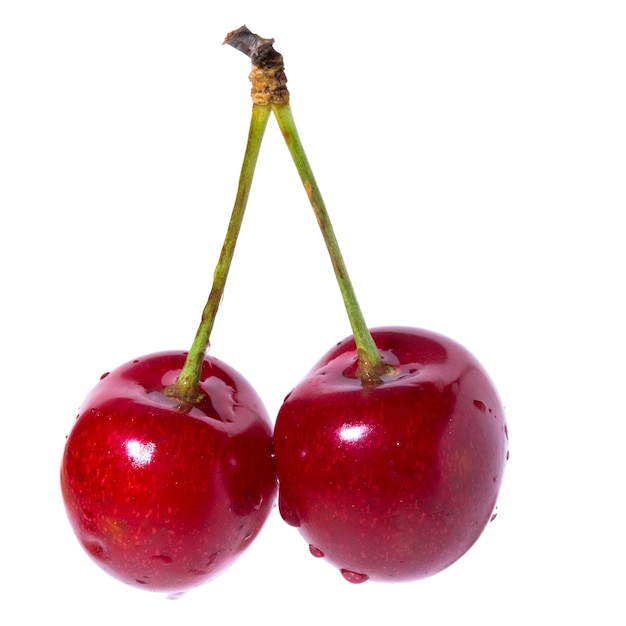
top-left (61, 27), bottom-right (508, 595)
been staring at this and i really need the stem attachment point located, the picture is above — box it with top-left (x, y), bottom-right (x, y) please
top-left (224, 25), bottom-right (289, 106)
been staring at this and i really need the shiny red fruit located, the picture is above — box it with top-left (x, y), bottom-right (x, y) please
top-left (61, 351), bottom-right (276, 595)
top-left (274, 327), bottom-right (508, 583)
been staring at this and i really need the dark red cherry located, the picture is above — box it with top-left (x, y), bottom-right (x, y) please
top-left (61, 351), bottom-right (276, 594)
top-left (274, 327), bottom-right (508, 583)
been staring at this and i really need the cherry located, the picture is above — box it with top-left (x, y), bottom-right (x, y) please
top-left (226, 27), bottom-right (508, 584)
top-left (61, 351), bottom-right (276, 594)
top-left (60, 70), bottom-right (275, 595)
top-left (274, 327), bottom-right (508, 582)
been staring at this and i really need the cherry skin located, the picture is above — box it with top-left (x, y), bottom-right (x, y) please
top-left (273, 327), bottom-right (508, 583)
top-left (61, 351), bottom-right (276, 595)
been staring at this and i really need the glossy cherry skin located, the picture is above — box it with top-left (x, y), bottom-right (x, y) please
top-left (61, 351), bottom-right (277, 594)
top-left (274, 327), bottom-right (508, 583)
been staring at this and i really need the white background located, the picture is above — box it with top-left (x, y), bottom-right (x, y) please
top-left (2, 1), bottom-right (624, 623)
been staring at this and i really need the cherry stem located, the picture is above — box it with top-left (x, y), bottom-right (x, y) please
top-left (270, 103), bottom-right (386, 380)
top-left (167, 104), bottom-right (271, 403)
top-left (224, 25), bottom-right (386, 381)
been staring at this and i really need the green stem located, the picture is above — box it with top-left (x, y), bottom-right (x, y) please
top-left (271, 103), bottom-right (386, 381)
top-left (167, 104), bottom-right (271, 403)
top-left (224, 25), bottom-right (388, 381)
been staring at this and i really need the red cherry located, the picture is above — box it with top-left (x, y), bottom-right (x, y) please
top-left (61, 351), bottom-right (276, 594)
top-left (274, 327), bottom-right (508, 583)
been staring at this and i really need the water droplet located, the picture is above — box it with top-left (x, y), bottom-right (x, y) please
top-left (85, 540), bottom-right (106, 559)
top-left (167, 591), bottom-right (186, 600)
top-left (152, 554), bottom-right (172, 564)
top-left (100, 372), bottom-right (110, 380)
top-left (340, 569), bottom-right (369, 584)
top-left (159, 368), bottom-right (182, 387)
top-left (309, 544), bottom-right (324, 558)
top-left (189, 552), bottom-right (220, 577)
top-left (201, 377), bottom-right (237, 422)
top-left (473, 400), bottom-right (487, 412)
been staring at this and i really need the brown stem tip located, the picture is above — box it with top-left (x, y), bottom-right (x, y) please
top-left (224, 25), bottom-right (289, 106)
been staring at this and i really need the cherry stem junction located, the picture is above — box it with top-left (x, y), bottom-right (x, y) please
top-left (225, 26), bottom-right (387, 382)
top-left (168, 104), bottom-right (271, 403)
